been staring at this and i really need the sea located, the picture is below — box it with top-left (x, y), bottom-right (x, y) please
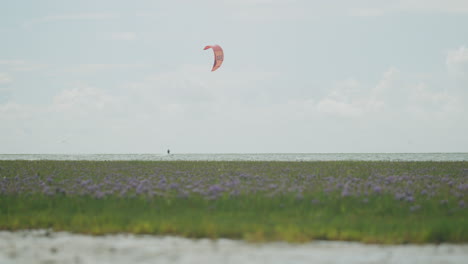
top-left (0, 153), bottom-right (467, 161)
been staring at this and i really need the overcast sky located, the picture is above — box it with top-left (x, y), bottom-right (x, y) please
top-left (1, 0), bottom-right (467, 154)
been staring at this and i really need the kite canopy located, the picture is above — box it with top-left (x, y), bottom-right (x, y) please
top-left (204, 45), bottom-right (224, 72)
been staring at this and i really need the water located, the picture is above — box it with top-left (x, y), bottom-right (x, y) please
top-left (0, 153), bottom-right (467, 161)
top-left (1, 230), bottom-right (467, 264)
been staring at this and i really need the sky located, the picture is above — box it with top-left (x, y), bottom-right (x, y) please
top-left (1, 0), bottom-right (467, 154)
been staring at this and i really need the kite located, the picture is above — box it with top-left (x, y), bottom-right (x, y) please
top-left (203, 45), bottom-right (224, 72)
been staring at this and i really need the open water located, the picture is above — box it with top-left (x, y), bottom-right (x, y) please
top-left (0, 153), bottom-right (467, 161)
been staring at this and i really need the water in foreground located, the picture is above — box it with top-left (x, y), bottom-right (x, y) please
top-left (1, 230), bottom-right (467, 264)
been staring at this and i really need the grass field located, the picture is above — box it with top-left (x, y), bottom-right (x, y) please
top-left (0, 160), bottom-right (467, 244)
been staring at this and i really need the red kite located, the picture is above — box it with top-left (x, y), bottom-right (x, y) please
top-left (204, 45), bottom-right (224, 72)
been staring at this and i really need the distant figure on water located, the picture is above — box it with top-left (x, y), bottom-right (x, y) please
top-left (167, 149), bottom-right (170, 155)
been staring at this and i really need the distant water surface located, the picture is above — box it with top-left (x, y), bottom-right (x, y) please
top-left (0, 153), bottom-right (467, 161)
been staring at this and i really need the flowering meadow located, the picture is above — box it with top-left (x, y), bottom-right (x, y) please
top-left (0, 160), bottom-right (467, 243)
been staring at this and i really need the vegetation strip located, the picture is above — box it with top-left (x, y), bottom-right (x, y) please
top-left (0, 160), bottom-right (467, 244)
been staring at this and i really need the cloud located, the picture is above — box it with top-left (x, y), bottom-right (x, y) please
top-left (1, 55), bottom-right (466, 153)
top-left (370, 68), bottom-right (406, 108)
top-left (110, 32), bottom-right (137, 41)
top-left (127, 64), bottom-right (279, 104)
top-left (0, 73), bottom-right (12, 84)
top-left (348, 7), bottom-right (385, 17)
top-left (0, 60), bottom-right (47, 72)
top-left (51, 85), bottom-right (122, 117)
top-left (222, 0), bottom-right (468, 19)
top-left (446, 45), bottom-right (468, 96)
top-left (41, 13), bottom-right (119, 22)
top-left (23, 13), bottom-right (120, 28)
top-left (407, 82), bottom-right (461, 120)
top-left (316, 67), bottom-right (461, 120)
top-left (348, 0), bottom-right (468, 16)
top-left (0, 102), bottom-right (37, 120)
top-left (215, 0), bottom-right (468, 21)
top-left (316, 76), bottom-right (385, 118)
top-left (124, 63), bottom-right (463, 125)
top-left (316, 98), bottom-right (364, 118)
top-left (0, 64), bottom-right (281, 126)
top-left (398, 0), bottom-right (468, 14)
top-left (0, 84), bottom-right (129, 153)
top-left (63, 63), bottom-right (146, 74)
top-left (199, 0), bottom-right (311, 21)
top-left (316, 78), bottom-right (363, 117)
top-left (446, 46), bottom-right (468, 75)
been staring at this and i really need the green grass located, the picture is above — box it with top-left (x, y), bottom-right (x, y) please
top-left (0, 160), bottom-right (467, 244)
top-left (1, 194), bottom-right (466, 244)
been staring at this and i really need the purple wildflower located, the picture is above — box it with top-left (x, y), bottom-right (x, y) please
top-left (311, 199), bottom-right (320, 205)
top-left (459, 200), bottom-right (466, 208)
top-left (440, 199), bottom-right (448, 205)
top-left (405, 196), bottom-right (415, 203)
top-left (372, 185), bottom-right (382, 194)
top-left (394, 192), bottom-right (406, 201)
top-left (410, 205), bottom-right (421, 212)
top-left (296, 192), bottom-right (304, 200)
